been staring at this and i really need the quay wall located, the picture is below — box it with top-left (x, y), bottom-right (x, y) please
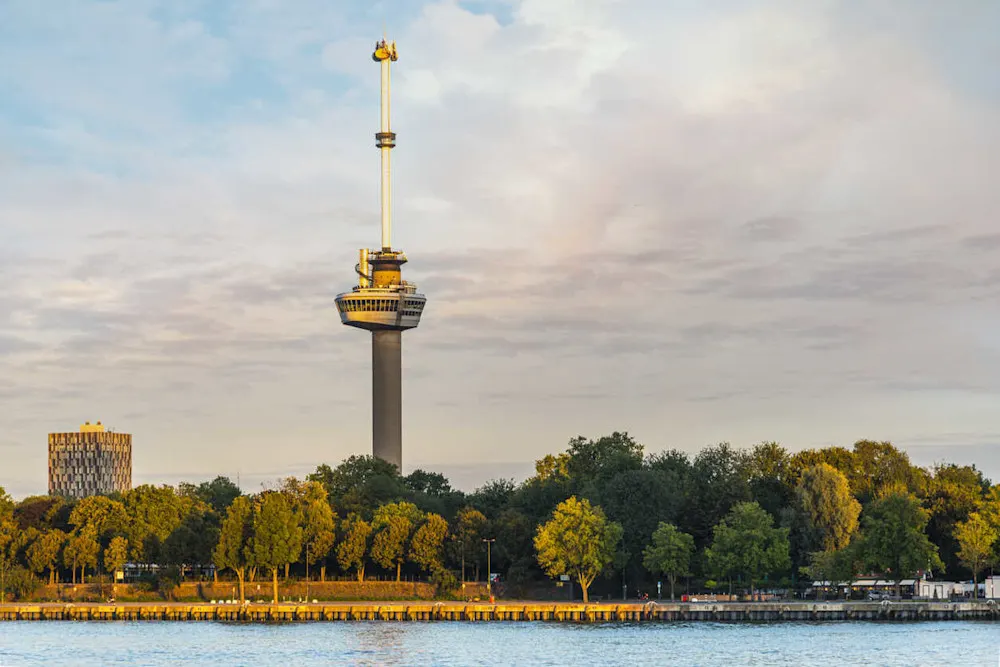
top-left (0, 601), bottom-right (997, 623)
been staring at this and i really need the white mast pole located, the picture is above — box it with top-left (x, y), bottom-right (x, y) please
top-left (379, 49), bottom-right (392, 250)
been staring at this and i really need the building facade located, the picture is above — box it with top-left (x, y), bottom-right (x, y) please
top-left (48, 421), bottom-right (132, 499)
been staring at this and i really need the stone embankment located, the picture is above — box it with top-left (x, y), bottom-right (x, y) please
top-left (0, 601), bottom-right (997, 622)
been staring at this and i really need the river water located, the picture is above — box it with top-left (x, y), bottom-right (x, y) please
top-left (0, 621), bottom-right (995, 665)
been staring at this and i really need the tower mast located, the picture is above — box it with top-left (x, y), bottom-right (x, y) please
top-left (374, 40), bottom-right (398, 251)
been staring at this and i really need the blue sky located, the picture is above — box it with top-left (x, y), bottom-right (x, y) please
top-left (2, 0), bottom-right (1000, 498)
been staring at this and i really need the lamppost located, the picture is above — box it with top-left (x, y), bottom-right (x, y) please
top-left (305, 543), bottom-right (311, 603)
top-left (482, 538), bottom-right (495, 597)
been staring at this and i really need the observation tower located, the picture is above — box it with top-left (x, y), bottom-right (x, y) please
top-left (335, 38), bottom-right (426, 470)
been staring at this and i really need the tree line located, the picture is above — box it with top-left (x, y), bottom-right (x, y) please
top-left (1, 433), bottom-right (999, 602)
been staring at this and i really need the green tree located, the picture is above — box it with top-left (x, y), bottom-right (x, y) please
top-left (467, 479), bottom-right (516, 519)
top-left (27, 529), bottom-right (66, 585)
top-left (193, 476), bottom-right (242, 514)
top-left (800, 544), bottom-right (861, 600)
top-left (0, 516), bottom-right (16, 602)
top-left (923, 464), bottom-right (986, 578)
top-left (104, 536), bottom-right (129, 574)
top-left (308, 456), bottom-right (407, 518)
top-left (373, 501), bottom-right (424, 526)
top-left (371, 515), bottom-right (412, 581)
top-left (850, 440), bottom-right (920, 502)
top-left (13, 496), bottom-right (68, 533)
top-left (409, 513), bottom-right (448, 575)
top-left (450, 507), bottom-right (487, 582)
top-left (860, 492), bottom-right (943, 597)
top-left (213, 496), bottom-right (253, 603)
top-left (63, 528), bottom-right (100, 584)
top-left (300, 481), bottom-right (337, 581)
top-left (368, 501), bottom-right (422, 581)
top-left (163, 510), bottom-right (219, 578)
top-left (704, 502), bottom-right (790, 598)
top-left (534, 496), bottom-right (622, 603)
top-left (642, 522), bottom-right (694, 600)
top-left (685, 443), bottom-right (751, 546)
top-left (0, 487), bottom-right (13, 518)
top-left (565, 432), bottom-right (644, 484)
top-left (123, 485), bottom-right (191, 563)
top-left (795, 463), bottom-right (862, 552)
top-left (534, 453), bottom-right (570, 482)
top-left (69, 496), bottom-right (128, 538)
top-left (251, 492), bottom-right (303, 603)
top-left (337, 514), bottom-right (372, 581)
top-left (789, 447), bottom-right (855, 487)
top-left (404, 470), bottom-right (453, 496)
top-left (746, 441), bottom-right (795, 519)
top-left (492, 508), bottom-right (536, 590)
top-left (591, 468), bottom-right (685, 582)
top-left (954, 512), bottom-right (997, 598)
top-left (276, 478), bottom-right (311, 580)
top-left (981, 485), bottom-right (1000, 529)
top-left (104, 536), bottom-right (129, 597)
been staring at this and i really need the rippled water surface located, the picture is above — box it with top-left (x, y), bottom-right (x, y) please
top-left (0, 621), bottom-right (996, 666)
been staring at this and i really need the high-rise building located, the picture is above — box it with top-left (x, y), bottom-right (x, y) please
top-left (48, 421), bottom-right (132, 499)
top-left (335, 38), bottom-right (426, 470)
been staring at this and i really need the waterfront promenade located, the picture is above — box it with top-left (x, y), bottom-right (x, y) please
top-left (1, 600), bottom-right (997, 622)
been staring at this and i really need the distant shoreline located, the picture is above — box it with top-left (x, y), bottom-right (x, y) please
top-left (1, 600), bottom-right (997, 622)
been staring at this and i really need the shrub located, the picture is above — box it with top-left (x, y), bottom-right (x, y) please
top-left (430, 568), bottom-right (460, 599)
top-left (5, 566), bottom-right (41, 600)
top-left (156, 566), bottom-right (182, 600)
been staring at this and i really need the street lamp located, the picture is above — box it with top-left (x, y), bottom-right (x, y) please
top-left (482, 538), bottom-right (495, 598)
top-left (305, 543), bottom-right (311, 603)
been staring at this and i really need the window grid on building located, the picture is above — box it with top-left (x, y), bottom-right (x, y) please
top-left (48, 432), bottom-right (132, 500)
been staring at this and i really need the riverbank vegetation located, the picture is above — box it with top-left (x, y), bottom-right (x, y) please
top-left (1, 434), bottom-right (999, 602)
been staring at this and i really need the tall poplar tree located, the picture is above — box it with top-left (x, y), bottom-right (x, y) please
top-left (795, 463), bottom-right (861, 552)
top-left (449, 507), bottom-right (486, 583)
top-left (252, 493), bottom-right (302, 604)
top-left (300, 482), bottom-right (337, 582)
top-left (104, 536), bottom-right (129, 597)
top-left (63, 529), bottom-right (99, 584)
top-left (371, 515), bottom-right (411, 581)
top-left (337, 514), bottom-right (372, 582)
top-left (213, 496), bottom-right (253, 603)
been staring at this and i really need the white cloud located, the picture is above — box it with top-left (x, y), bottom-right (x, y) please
top-left (2, 0), bottom-right (1000, 497)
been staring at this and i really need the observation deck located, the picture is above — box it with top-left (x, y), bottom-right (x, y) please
top-left (335, 286), bottom-right (426, 331)
top-left (335, 248), bottom-right (426, 331)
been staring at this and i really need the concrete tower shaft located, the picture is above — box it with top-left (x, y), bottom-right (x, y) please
top-left (334, 38), bottom-right (425, 471)
top-left (372, 329), bottom-right (402, 468)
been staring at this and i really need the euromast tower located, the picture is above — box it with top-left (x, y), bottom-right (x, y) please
top-left (335, 39), bottom-right (427, 470)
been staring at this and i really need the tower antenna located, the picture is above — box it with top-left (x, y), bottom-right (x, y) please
top-left (373, 35), bottom-right (398, 250)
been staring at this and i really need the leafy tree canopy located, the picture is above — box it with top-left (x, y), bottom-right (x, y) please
top-left (795, 463), bottom-right (861, 552)
top-left (859, 492), bottom-right (944, 594)
top-left (534, 496), bottom-right (622, 603)
top-left (705, 501), bottom-right (790, 593)
top-left (642, 522), bottom-right (695, 600)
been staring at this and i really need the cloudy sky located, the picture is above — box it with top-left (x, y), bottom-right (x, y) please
top-left (2, 0), bottom-right (999, 498)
